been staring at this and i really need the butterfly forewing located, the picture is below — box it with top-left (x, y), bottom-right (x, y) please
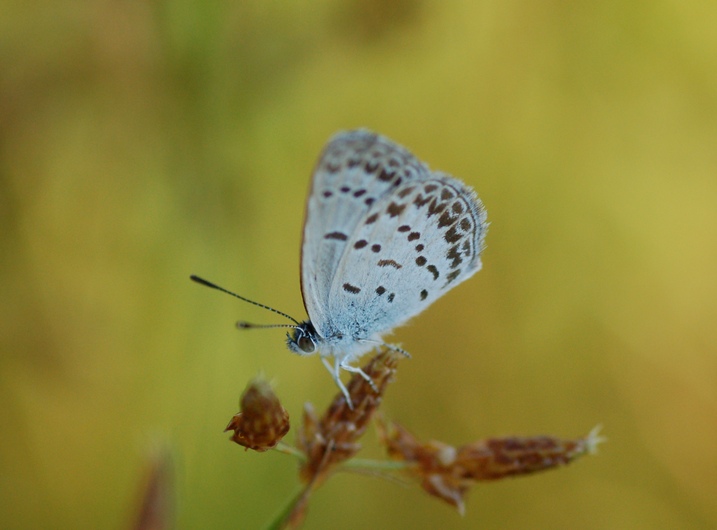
top-left (300, 130), bottom-right (432, 337)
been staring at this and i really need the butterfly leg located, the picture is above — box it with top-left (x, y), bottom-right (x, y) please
top-left (357, 339), bottom-right (412, 359)
top-left (321, 356), bottom-right (353, 408)
top-left (339, 361), bottom-right (379, 394)
top-left (384, 343), bottom-right (412, 359)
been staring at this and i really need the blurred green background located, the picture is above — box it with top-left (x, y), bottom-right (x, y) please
top-left (2, 1), bottom-right (716, 528)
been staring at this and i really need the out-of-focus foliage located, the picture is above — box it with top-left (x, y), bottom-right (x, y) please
top-left (1, 1), bottom-right (716, 528)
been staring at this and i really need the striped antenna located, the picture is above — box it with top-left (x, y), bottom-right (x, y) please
top-left (190, 275), bottom-right (301, 326)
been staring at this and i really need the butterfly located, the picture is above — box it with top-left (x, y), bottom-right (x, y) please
top-left (192, 129), bottom-right (488, 406)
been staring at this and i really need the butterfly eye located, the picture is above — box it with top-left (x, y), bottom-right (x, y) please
top-left (297, 334), bottom-right (316, 353)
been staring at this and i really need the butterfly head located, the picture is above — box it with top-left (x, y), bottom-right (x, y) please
top-left (287, 321), bottom-right (319, 356)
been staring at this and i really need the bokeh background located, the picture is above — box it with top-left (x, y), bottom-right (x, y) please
top-left (2, 1), bottom-right (716, 529)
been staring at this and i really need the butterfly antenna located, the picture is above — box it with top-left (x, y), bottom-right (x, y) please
top-left (236, 321), bottom-right (298, 330)
top-left (190, 275), bottom-right (301, 326)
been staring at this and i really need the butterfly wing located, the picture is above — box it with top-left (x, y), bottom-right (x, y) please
top-left (300, 130), bottom-right (431, 338)
top-left (327, 173), bottom-right (487, 339)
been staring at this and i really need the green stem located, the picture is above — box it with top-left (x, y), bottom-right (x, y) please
top-left (340, 458), bottom-right (410, 471)
top-left (273, 442), bottom-right (306, 461)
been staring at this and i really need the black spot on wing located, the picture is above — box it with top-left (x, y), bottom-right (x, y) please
top-left (438, 210), bottom-right (458, 228)
top-left (378, 259), bottom-right (402, 269)
top-left (445, 269), bottom-right (461, 285)
top-left (378, 169), bottom-right (394, 182)
top-left (397, 186), bottom-right (415, 198)
top-left (413, 193), bottom-right (431, 208)
top-left (343, 283), bottom-right (361, 294)
top-left (446, 244), bottom-right (463, 268)
top-left (324, 232), bottom-right (348, 241)
top-left (441, 188), bottom-right (455, 201)
top-left (387, 202), bottom-right (406, 217)
top-left (427, 198), bottom-right (447, 217)
top-left (444, 226), bottom-right (462, 243)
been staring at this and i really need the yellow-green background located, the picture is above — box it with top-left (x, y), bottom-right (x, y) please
top-left (2, 1), bottom-right (715, 529)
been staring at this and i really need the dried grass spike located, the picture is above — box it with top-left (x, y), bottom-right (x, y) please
top-left (297, 348), bottom-right (400, 485)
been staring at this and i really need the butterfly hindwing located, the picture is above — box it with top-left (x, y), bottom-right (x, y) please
top-left (327, 174), bottom-right (487, 338)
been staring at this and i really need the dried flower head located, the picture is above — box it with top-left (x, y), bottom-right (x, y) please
top-left (378, 420), bottom-right (604, 515)
top-left (297, 348), bottom-right (400, 486)
top-left (225, 378), bottom-right (290, 452)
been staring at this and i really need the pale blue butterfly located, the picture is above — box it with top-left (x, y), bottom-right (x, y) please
top-left (192, 129), bottom-right (488, 407)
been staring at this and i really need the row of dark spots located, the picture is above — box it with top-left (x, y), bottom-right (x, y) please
top-left (413, 184), bottom-right (458, 218)
top-left (443, 218), bottom-right (474, 245)
top-left (323, 148), bottom-right (415, 185)
top-left (321, 188), bottom-right (375, 207)
top-left (398, 224), bottom-right (441, 281)
top-left (414, 254), bottom-right (440, 281)
top-left (446, 239), bottom-right (474, 270)
top-left (360, 284), bottom-right (427, 303)
top-left (372, 156), bottom-right (419, 186)
top-left (353, 240), bottom-right (382, 253)
top-left (375, 286), bottom-right (396, 303)
top-left (397, 225), bottom-right (421, 241)
top-left (323, 143), bottom-right (389, 176)
top-left (345, 282), bottom-right (397, 304)
top-left (411, 191), bottom-right (449, 218)
top-left (439, 199), bottom-right (474, 233)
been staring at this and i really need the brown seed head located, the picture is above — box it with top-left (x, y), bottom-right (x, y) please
top-left (225, 378), bottom-right (290, 452)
